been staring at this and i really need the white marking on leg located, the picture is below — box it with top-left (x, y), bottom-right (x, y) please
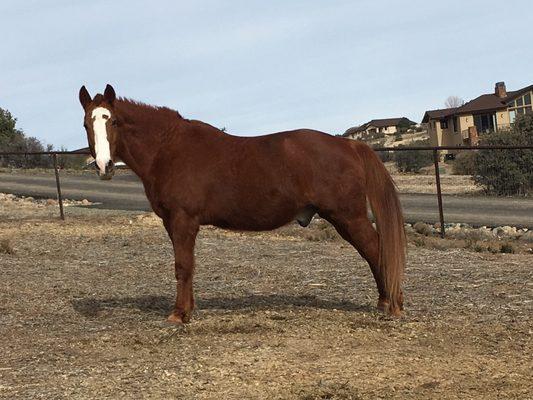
top-left (91, 107), bottom-right (112, 174)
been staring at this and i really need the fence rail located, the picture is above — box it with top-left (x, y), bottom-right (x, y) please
top-left (2, 144), bottom-right (533, 157)
top-left (1, 145), bottom-right (533, 236)
top-left (0, 151), bottom-right (91, 156)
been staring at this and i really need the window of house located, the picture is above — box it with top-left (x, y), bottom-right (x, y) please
top-left (453, 116), bottom-right (458, 133)
top-left (440, 120), bottom-right (448, 129)
top-left (474, 113), bottom-right (496, 133)
top-left (508, 91), bottom-right (533, 123)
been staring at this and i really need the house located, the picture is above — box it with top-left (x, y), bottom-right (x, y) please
top-left (422, 82), bottom-right (533, 151)
top-left (343, 117), bottom-right (416, 140)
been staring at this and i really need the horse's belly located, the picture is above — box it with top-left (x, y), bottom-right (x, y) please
top-left (207, 202), bottom-right (317, 231)
top-left (206, 204), bottom-right (296, 231)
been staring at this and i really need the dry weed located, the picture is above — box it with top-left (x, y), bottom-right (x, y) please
top-left (0, 238), bottom-right (15, 255)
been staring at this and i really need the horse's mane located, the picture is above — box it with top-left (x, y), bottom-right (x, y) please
top-left (116, 97), bottom-right (184, 122)
top-left (115, 97), bottom-right (226, 138)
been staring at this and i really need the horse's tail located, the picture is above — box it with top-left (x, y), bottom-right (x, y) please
top-left (358, 143), bottom-right (406, 315)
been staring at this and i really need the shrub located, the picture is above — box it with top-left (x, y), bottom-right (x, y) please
top-left (394, 139), bottom-right (433, 173)
top-left (452, 151), bottom-right (476, 175)
top-left (472, 243), bottom-right (484, 252)
top-left (413, 236), bottom-right (425, 247)
top-left (474, 114), bottom-right (533, 196)
top-left (371, 140), bottom-right (392, 163)
top-left (488, 245), bottom-right (500, 254)
top-left (0, 239), bottom-right (15, 255)
top-left (56, 146), bottom-right (87, 170)
top-left (397, 119), bottom-right (415, 133)
top-left (500, 243), bottom-right (515, 253)
top-left (413, 221), bottom-right (434, 236)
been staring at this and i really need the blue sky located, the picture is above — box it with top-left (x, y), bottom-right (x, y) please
top-left (1, 0), bottom-right (532, 150)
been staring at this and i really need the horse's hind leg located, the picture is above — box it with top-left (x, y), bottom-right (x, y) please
top-left (323, 205), bottom-right (390, 312)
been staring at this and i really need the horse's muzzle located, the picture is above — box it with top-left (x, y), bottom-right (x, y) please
top-left (97, 160), bottom-right (115, 180)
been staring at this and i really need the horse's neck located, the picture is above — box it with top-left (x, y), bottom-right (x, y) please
top-left (115, 106), bottom-right (174, 183)
top-left (116, 129), bottom-right (157, 182)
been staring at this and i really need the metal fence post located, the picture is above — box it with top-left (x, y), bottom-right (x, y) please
top-left (52, 153), bottom-right (65, 220)
top-left (433, 149), bottom-right (445, 238)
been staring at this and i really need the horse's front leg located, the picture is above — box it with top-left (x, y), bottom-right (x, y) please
top-left (163, 212), bottom-right (199, 324)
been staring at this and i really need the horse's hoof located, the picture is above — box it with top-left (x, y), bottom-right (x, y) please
top-left (167, 312), bottom-right (191, 324)
top-left (376, 299), bottom-right (389, 313)
top-left (167, 313), bottom-right (184, 324)
top-left (388, 306), bottom-right (402, 317)
top-left (377, 299), bottom-right (402, 317)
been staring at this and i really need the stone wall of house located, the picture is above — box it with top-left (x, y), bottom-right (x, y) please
top-left (496, 109), bottom-right (511, 130)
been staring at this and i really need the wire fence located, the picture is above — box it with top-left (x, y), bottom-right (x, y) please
top-left (1, 145), bottom-right (532, 237)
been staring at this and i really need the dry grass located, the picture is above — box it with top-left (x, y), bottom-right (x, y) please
top-left (410, 233), bottom-right (529, 255)
top-left (1, 202), bottom-right (532, 399)
top-left (384, 160), bottom-right (489, 195)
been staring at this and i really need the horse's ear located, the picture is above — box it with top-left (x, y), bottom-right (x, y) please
top-left (79, 86), bottom-right (92, 109)
top-left (104, 84), bottom-right (116, 104)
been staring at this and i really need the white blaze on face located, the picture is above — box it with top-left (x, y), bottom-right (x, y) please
top-left (91, 107), bottom-right (112, 174)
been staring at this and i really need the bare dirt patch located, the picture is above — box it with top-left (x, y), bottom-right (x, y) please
top-left (1, 203), bottom-right (532, 399)
top-left (392, 174), bottom-right (480, 195)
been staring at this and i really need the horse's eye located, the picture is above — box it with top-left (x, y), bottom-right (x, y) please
top-left (102, 114), bottom-right (109, 120)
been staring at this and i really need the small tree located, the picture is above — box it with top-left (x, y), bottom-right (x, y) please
top-left (0, 107), bottom-right (51, 168)
top-left (397, 119), bottom-right (414, 134)
top-left (393, 139), bottom-right (433, 173)
top-left (445, 96), bottom-right (465, 108)
top-left (473, 114), bottom-right (533, 195)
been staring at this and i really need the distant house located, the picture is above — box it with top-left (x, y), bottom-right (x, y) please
top-left (343, 117), bottom-right (416, 140)
top-left (422, 82), bottom-right (533, 150)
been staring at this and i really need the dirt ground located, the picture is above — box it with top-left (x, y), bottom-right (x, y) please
top-left (1, 202), bottom-right (532, 399)
top-left (392, 174), bottom-right (480, 195)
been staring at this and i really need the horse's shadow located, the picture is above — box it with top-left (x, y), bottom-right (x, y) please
top-left (71, 294), bottom-right (371, 318)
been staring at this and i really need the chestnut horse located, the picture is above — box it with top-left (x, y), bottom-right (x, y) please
top-left (79, 84), bottom-right (406, 323)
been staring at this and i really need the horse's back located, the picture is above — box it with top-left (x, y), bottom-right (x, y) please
top-left (234, 129), bottom-right (369, 208)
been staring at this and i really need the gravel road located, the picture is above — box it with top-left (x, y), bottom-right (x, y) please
top-left (1, 171), bottom-right (532, 228)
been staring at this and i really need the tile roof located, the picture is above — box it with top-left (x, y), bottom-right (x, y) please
top-left (343, 117), bottom-right (416, 136)
top-left (422, 108), bottom-right (458, 122)
top-left (422, 84), bottom-right (533, 122)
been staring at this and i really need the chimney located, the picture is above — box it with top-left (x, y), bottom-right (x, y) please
top-left (468, 126), bottom-right (479, 146)
top-left (495, 82), bottom-right (507, 98)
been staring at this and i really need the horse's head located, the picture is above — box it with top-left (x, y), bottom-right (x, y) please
top-left (79, 84), bottom-right (120, 180)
